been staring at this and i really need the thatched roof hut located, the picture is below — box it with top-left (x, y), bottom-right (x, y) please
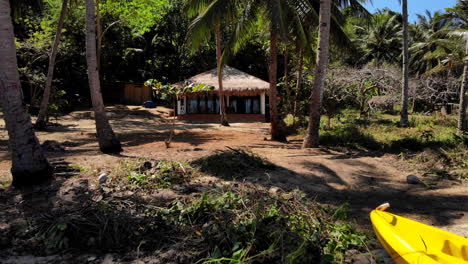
top-left (175, 66), bottom-right (269, 97)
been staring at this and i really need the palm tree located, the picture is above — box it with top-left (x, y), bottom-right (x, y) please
top-left (0, 0), bottom-right (51, 187)
top-left (450, 30), bottom-right (468, 133)
top-left (85, 0), bottom-right (122, 153)
top-left (185, 0), bottom-right (239, 127)
top-left (35, 0), bottom-right (69, 130)
top-left (400, 0), bottom-right (409, 127)
top-left (459, 35), bottom-right (468, 133)
top-left (409, 11), bottom-right (453, 75)
top-left (226, 0), bottom-right (368, 142)
top-left (353, 11), bottom-right (402, 65)
top-left (302, 0), bottom-right (332, 148)
top-left (302, 0), bottom-right (370, 148)
top-left (226, 0), bottom-right (304, 141)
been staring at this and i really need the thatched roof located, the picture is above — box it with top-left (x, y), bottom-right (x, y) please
top-left (175, 66), bottom-right (269, 96)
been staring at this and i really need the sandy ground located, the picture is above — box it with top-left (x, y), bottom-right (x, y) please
top-left (1, 105), bottom-right (467, 238)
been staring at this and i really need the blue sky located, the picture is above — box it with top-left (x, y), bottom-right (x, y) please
top-left (363, 0), bottom-right (459, 23)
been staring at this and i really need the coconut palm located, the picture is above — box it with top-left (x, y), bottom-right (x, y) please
top-left (35, 0), bottom-right (69, 130)
top-left (85, 0), bottom-right (122, 153)
top-left (302, 0), bottom-right (332, 148)
top-left (224, 0), bottom-right (314, 141)
top-left (0, 0), bottom-right (51, 187)
top-left (185, 0), bottom-right (240, 126)
top-left (400, 0), bottom-right (409, 127)
top-left (409, 11), bottom-right (453, 75)
top-left (226, 0), bottom-right (369, 142)
top-left (353, 10), bottom-right (402, 65)
top-left (459, 33), bottom-right (468, 133)
top-left (450, 30), bottom-right (468, 133)
top-left (302, 0), bottom-right (370, 147)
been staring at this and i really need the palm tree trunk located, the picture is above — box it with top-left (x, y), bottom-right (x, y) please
top-left (284, 47), bottom-right (291, 112)
top-left (35, 0), bottom-right (69, 130)
top-left (302, 0), bottom-right (332, 148)
top-left (458, 40), bottom-right (468, 134)
top-left (400, 0), bottom-right (410, 127)
top-left (215, 24), bottom-right (229, 126)
top-left (85, 0), bottom-right (122, 153)
top-left (269, 28), bottom-right (286, 141)
top-left (96, 0), bottom-right (102, 73)
top-left (0, 0), bottom-right (51, 187)
top-left (293, 48), bottom-right (303, 127)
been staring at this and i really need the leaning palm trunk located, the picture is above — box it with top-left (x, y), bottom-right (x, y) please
top-left (400, 0), bottom-right (409, 127)
top-left (96, 0), bottom-right (102, 73)
top-left (85, 0), bottom-right (122, 153)
top-left (284, 47), bottom-right (292, 113)
top-left (458, 40), bottom-right (468, 134)
top-left (269, 29), bottom-right (286, 141)
top-left (293, 48), bottom-right (304, 128)
top-left (0, 0), bottom-right (51, 186)
top-left (215, 24), bottom-right (229, 126)
top-left (35, 0), bottom-right (69, 130)
top-left (302, 0), bottom-right (332, 148)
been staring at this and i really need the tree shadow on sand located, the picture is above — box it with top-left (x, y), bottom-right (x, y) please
top-left (190, 148), bottom-right (468, 228)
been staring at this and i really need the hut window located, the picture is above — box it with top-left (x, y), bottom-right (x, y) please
top-left (245, 98), bottom-right (252, 113)
top-left (252, 97), bottom-right (260, 114)
top-left (232, 99), bottom-right (237, 113)
top-left (207, 94), bottom-right (215, 113)
top-left (188, 97), bottom-right (198, 113)
top-left (199, 95), bottom-right (207, 113)
top-left (215, 97), bottom-right (220, 113)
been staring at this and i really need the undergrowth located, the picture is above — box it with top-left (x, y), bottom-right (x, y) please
top-left (191, 148), bottom-right (276, 179)
top-left (8, 156), bottom-right (373, 263)
top-left (297, 110), bottom-right (468, 179)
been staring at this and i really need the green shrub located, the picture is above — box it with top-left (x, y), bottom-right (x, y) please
top-left (191, 148), bottom-right (276, 178)
top-left (319, 125), bottom-right (382, 151)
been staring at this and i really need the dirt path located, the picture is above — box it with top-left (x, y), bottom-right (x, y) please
top-left (1, 106), bottom-right (467, 237)
top-left (251, 143), bottom-right (468, 237)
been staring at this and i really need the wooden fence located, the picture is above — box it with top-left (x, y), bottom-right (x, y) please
top-left (102, 83), bottom-right (152, 105)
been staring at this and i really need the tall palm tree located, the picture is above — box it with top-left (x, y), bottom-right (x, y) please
top-left (409, 11), bottom-right (453, 75)
top-left (302, 0), bottom-right (370, 148)
top-left (0, 0), bottom-right (51, 187)
top-left (225, 0), bottom-right (368, 142)
top-left (85, 0), bottom-right (122, 153)
top-left (450, 30), bottom-right (468, 133)
top-left (226, 0), bottom-right (305, 141)
top-left (459, 35), bottom-right (468, 133)
top-left (35, 0), bottom-right (69, 130)
top-left (353, 11), bottom-right (402, 65)
top-left (400, 0), bottom-right (409, 127)
top-left (215, 24), bottom-right (229, 126)
top-left (302, 0), bottom-right (332, 148)
top-left (185, 0), bottom-right (239, 127)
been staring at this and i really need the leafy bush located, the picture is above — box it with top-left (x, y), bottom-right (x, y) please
top-left (191, 148), bottom-right (276, 178)
top-left (17, 159), bottom-right (371, 263)
top-left (124, 160), bottom-right (192, 189)
top-left (160, 188), bottom-right (369, 263)
top-left (319, 125), bottom-right (382, 151)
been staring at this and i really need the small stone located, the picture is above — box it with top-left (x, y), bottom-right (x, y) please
top-left (102, 254), bottom-right (113, 264)
top-left (87, 237), bottom-right (96, 246)
top-left (406, 174), bottom-right (421, 184)
top-left (351, 255), bottom-right (372, 264)
top-left (98, 173), bottom-right (108, 184)
top-left (13, 194), bottom-right (22, 204)
top-left (268, 187), bottom-right (280, 195)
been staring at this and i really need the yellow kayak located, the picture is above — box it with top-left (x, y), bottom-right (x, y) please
top-left (370, 203), bottom-right (468, 264)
